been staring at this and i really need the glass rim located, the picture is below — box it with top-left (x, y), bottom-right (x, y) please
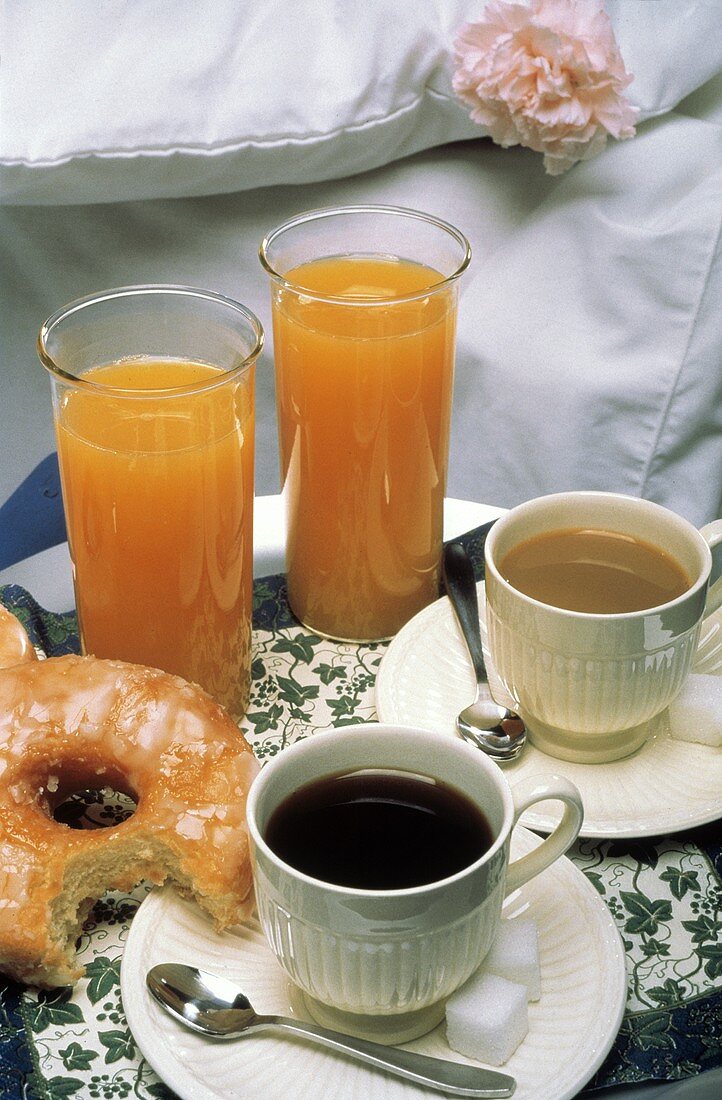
top-left (258, 204), bottom-right (472, 307)
top-left (37, 284), bottom-right (265, 398)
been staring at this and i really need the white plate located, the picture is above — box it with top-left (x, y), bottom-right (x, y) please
top-left (121, 827), bottom-right (626, 1100)
top-left (375, 585), bottom-right (722, 839)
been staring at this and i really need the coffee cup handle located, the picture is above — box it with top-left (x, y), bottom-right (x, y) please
top-left (505, 775), bottom-right (584, 893)
top-left (700, 520), bottom-right (722, 618)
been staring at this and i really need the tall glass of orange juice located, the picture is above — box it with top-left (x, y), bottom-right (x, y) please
top-left (38, 285), bottom-right (263, 719)
top-left (260, 206), bottom-right (471, 641)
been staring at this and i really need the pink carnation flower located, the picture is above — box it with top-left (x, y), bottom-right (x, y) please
top-left (453, 0), bottom-right (638, 174)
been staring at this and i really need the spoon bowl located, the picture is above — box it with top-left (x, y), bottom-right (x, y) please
top-left (457, 703), bottom-right (527, 761)
top-left (146, 963), bottom-right (516, 1098)
top-left (442, 541), bottom-right (526, 762)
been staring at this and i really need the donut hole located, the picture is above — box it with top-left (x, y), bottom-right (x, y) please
top-left (53, 786), bottom-right (137, 830)
top-left (41, 763), bottom-right (138, 830)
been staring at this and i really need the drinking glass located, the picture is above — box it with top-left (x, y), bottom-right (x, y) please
top-left (260, 205), bottom-right (471, 642)
top-left (38, 285), bottom-right (264, 719)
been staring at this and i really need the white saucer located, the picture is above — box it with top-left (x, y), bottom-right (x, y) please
top-left (375, 585), bottom-right (722, 839)
top-left (121, 827), bottom-right (626, 1100)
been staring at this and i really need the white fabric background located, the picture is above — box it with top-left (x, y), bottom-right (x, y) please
top-left (453, 109), bottom-right (722, 526)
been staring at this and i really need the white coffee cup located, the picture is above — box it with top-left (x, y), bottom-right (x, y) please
top-left (247, 723), bottom-right (583, 1044)
top-left (484, 491), bottom-right (722, 763)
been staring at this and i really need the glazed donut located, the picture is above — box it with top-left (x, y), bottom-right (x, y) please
top-left (0, 647), bottom-right (258, 988)
top-left (0, 604), bottom-right (37, 670)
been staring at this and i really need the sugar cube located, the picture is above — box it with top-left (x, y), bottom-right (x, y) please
top-left (483, 916), bottom-right (541, 1001)
top-left (446, 972), bottom-right (528, 1065)
top-left (668, 674), bottom-right (722, 746)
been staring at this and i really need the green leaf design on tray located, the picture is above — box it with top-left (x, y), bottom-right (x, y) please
top-left (648, 978), bottom-right (687, 1007)
top-left (584, 870), bottom-right (607, 895)
top-left (698, 944), bottom-right (722, 980)
top-left (271, 633), bottom-right (319, 663)
top-left (45, 1077), bottom-right (86, 1098)
top-left (634, 1013), bottom-right (675, 1051)
top-left (99, 1028), bottom-right (136, 1064)
top-left (27, 989), bottom-right (85, 1031)
top-left (621, 891), bottom-right (674, 935)
top-left (246, 701), bottom-right (284, 734)
top-left (275, 674), bottom-right (320, 709)
top-left (59, 1042), bottom-right (99, 1071)
top-left (640, 937), bottom-right (671, 959)
top-left (682, 915), bottom-right (721, 944)
top-left (85, 957), bottom-right (121, 1004)
top-left (315, 661), bottom-right (348, 685)
top-left (661, 867), bottom-right (701, 900)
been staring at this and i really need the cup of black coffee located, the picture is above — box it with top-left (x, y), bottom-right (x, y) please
top-left (246, 723), bottom-right (583, 1044)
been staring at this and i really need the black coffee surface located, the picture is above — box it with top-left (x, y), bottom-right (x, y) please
top-left (264, 769), bottom-right (493, 889)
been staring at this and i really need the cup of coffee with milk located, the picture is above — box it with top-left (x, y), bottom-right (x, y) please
top-left (484, 491), bottom-right (722, 762)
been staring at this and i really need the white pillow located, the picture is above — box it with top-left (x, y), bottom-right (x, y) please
top-left (2, 0), bottom-right (720, 205)
top-left (1, 0), bottom-right (477, 205)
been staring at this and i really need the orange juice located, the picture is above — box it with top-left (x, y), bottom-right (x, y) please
top-left (54, 357), bottom-right (254, 717)
top-left (272, 255), bottom-right (457, 640)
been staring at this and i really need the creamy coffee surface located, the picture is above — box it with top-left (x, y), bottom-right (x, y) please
top-left (499, 527), bottom-right (691, 613)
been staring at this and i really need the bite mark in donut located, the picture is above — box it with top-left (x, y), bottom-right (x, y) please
top-left (0, 648), bottom-right (258, 988)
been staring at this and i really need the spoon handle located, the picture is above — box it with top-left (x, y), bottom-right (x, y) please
top-left (443, 542), bottom-right (487, 684)
top-left (256, 1014), bottom-right (515, 1098)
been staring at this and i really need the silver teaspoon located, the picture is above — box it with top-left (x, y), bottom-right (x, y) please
top-left (146, 963), bottom-right (516, 1098)
top-left (442, 542), bottom-right (526, 761)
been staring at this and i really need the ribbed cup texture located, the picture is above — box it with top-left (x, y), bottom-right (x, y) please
top-left (255, 893), bottom-right (498, 1014)
top-left (488, 608), bottom-right (700, 734)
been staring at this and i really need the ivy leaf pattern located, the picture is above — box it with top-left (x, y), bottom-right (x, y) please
top-left (584, 871), bottom-right (606, 896)
top-left (634, 1013), bottom-right (676, 1052)
top-left (245, 702), bottom-right (283, 735)
top-left (698, 944), bottom-right (722, 981)
top-left (99, 1028), bottom-right (136, 1064)
top-left (274, 675), bottom-right (320, 709)
top-left (239, 615), bottom-right (380, 760)
top-left (44, 1077), bottom-right (86, 1098)
top-left (648, 978), bottom-right (687, 1007)
top-left (315, 662), bottom-right (348, 686)
top-left (2, 541), bottom-right (722, 1095)
top-left (641, 937), bottom-right (671, 959)
top-left (251, 656), bottom-right (267, 680)
top-left (85, 957), bottom-right (121, 1004)
top-left (327, 693), bottom-right (361, 720)
top-left (620, 892), bottom-right (673, 935)
top-left (660, 867), bottom-right (701, 900)
top-left (26, 990), bottom-right (85, 1033)
top-left (682, 915), bottom-right (721, 944)
top-left (271, 634), bottom-right (319, 664)
top-left (59, 1042), bottom-right (98, 1071)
